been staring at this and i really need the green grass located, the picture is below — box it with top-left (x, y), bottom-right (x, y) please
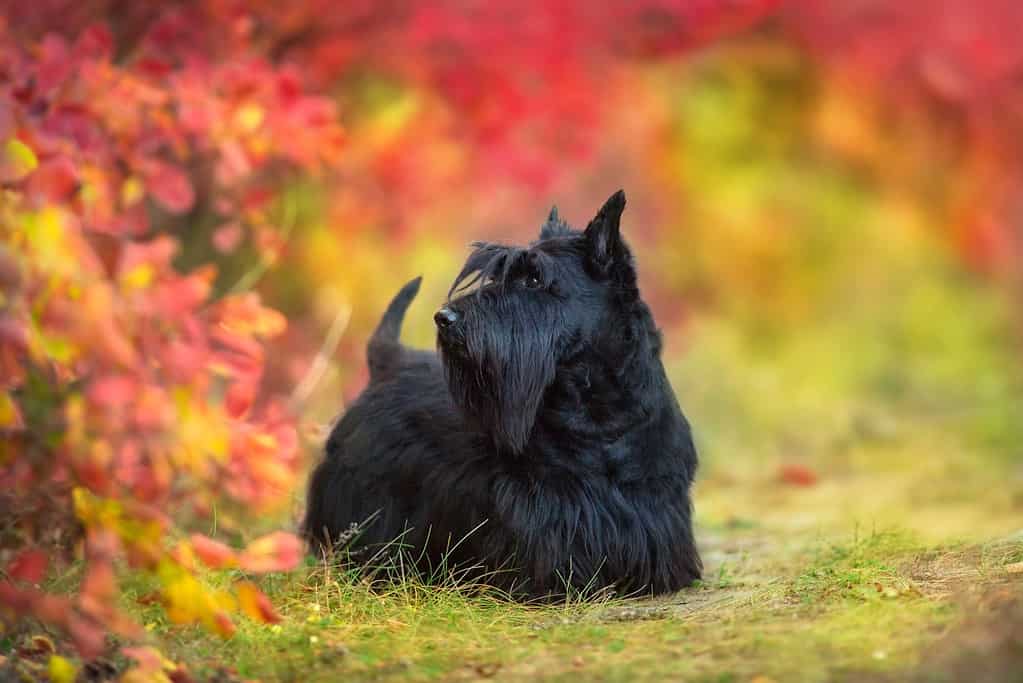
top-left (131, 528), bottom-right (1018, 682)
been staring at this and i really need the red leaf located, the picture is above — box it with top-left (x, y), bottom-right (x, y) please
top-left (68, 614), bottom-right (106, 660)
top-left (27, 157), bottom-right (79, 204)
top-left (212, 221), bottom-right (244, 253)
top-left (190, 534), bottom-right (238, 569)
top-left (87, 374), bottom-right (137, 408)
top-left (37, 34), bottom-right (72, 95)
top-left (238, 532), bottom-right (303, 573)
top-left (0, 316), bottom-right (30, 351)
top-left (74, 23), bottom-right (114, 61)
top-left (38, 595), bottom-right (74, 628)
top-left (0, 94), bottom-right (13, 140)
top-left (144, 161), bottom-right (195, 214)
top-left (79, 560), bottom-right (116, 619)
top-left (225, 380), bottom-right (256, 418)
top-left (122, 646), bottom-right (166, 673)
top-left (213, 610), bottom-right (237, 638)
top-left (7, 549), bottom-right (48, 583)
top-left (779, 464), bottom-right (818, 487)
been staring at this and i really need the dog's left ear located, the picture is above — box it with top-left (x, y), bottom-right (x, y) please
top-left (583, 190), bottom-right (629, 278)
top-left (539, 205), bottom-right (571, 240)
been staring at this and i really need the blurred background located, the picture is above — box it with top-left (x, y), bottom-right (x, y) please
top-left (2, 0), bottom-right (1023, 660)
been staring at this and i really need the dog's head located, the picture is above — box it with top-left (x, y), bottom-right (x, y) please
top-left (436, 190), bottom-right (648, 453)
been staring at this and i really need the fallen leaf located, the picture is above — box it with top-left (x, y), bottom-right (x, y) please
top-left (123, 645), bottom-right (174, 673)
top-left (778, 464), bottom-right (818, 487)
top-left (27, 635), bottom-right (56, 656)
top-left (169, 667), bottom-right (197, 683)
top-left (48, 655), bottom-right (78, 683)
top-left (474, 662), bottom-right (501, 677)
top-left (68, 614), bottom-right (106, 659)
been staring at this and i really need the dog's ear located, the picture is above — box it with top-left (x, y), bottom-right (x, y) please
top-left (539, 205), bottom-right (571, 240)
top-left (583, 190), bottom-right (628, 278)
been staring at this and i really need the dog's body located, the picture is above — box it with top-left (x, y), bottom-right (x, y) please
top-left (303, 191), bottom-right (701, 599)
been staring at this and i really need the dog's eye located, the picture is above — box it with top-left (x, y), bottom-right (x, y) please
top-left (523, 274), bottom-right (542, 289)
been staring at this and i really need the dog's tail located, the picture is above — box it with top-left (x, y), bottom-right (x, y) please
top-left (367, 276), bottom-right (422, 382)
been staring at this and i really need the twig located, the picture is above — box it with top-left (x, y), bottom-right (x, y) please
top-left (289, 303), bottom-right (352, 411)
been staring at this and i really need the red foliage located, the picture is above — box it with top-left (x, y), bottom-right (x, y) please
top-left (781, 0), bottom-right (1023, 275)
top-left (0, 6), bottom-right (340, 655)
top-left (6, 549), bottom-right (49, 583)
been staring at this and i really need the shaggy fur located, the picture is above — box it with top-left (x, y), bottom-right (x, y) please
top-left (303, 190), bottom-right (701, 599)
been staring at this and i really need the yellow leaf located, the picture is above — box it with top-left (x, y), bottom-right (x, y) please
top-left (72, 487), bottom-right (93, 522)
top-left (48, 655), bottom-right (78, 683)
top-left (121, 176), bottom-right (145, 206)
top-left (72, 487), bottom-right (122, 528)
top-left (236, 580), bottom-right (281, 624)
top-left (172, 388), bottom-right (230, 466)
top-left (121, 671), bottom-right (172, 683)
top-left (120, 263), bottom-right (155, 290)
top-left (0, 392), bottom-right (21, 428)
top-left (22, 207), bottom-right (70, 275)
top-left (36, 330), bottom-right (76, 363)
top-left (2, 139), bottom-right (38, 181)
top-left (234, 103), bottom-right (265, 132)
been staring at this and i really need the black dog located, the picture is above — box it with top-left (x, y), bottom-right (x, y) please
top-left (303, 190), bottom-right (701, 599)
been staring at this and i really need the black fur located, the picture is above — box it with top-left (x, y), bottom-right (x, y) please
top-left (303, 190), bottom-right (701, 599)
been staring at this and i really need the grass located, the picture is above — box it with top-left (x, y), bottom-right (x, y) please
top-left (133, 529), bottom-right (1019, 682)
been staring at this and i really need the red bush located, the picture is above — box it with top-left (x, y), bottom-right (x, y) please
top-left (0, 10), bottom-right (342, 656)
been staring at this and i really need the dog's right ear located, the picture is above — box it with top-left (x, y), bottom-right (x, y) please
top-left (583, 190), bottom-right (629, 279)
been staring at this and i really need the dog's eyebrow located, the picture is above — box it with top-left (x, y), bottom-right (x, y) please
top-left (449, 242), bottom-right (527, 298)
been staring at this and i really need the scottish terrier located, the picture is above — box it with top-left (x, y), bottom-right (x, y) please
top-left (303, 190), bottom-right (701, 599)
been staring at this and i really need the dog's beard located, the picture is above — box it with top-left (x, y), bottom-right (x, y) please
top-left (439, 311), bottom-right (557, 454)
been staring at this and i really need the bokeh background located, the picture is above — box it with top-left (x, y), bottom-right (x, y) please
top-left (2, 0), bottom-right (1022, 675)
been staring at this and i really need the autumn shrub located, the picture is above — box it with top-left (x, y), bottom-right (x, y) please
top-left (0, 11), bottom-right (342, 659)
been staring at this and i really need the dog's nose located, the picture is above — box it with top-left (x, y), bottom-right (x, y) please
top-left (434, 307), bottom-right (460, 329)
